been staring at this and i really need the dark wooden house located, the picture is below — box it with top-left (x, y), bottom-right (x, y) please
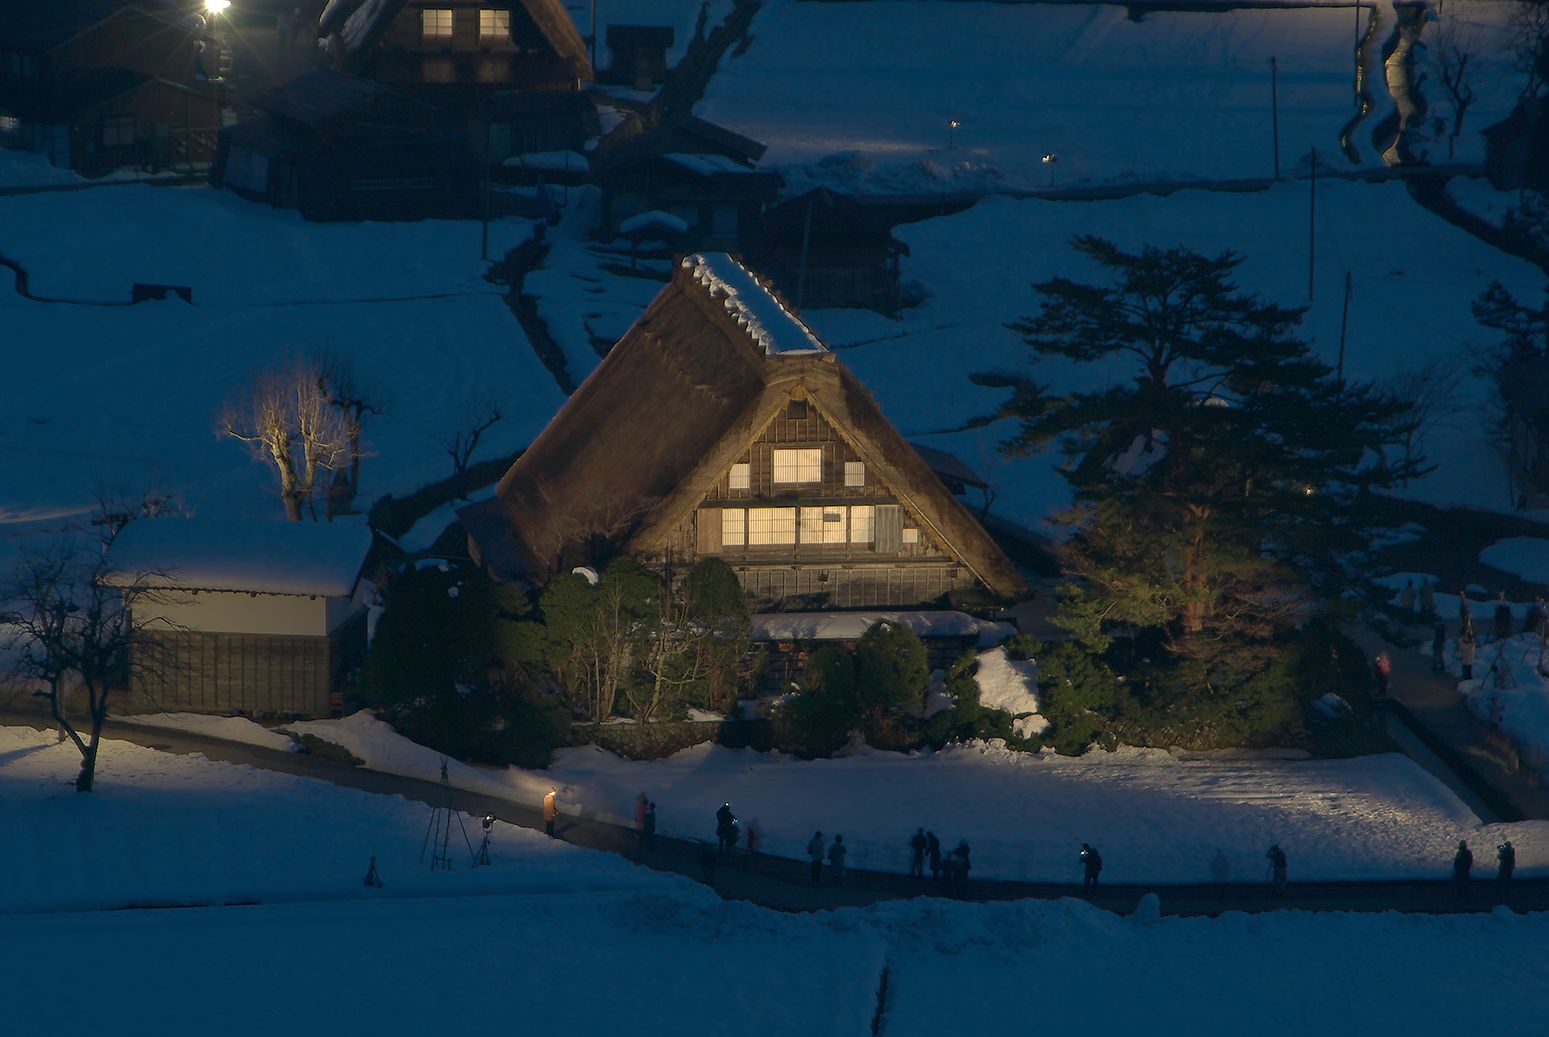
top-left (0, 0), bottom-right (223, 174)
top-left (211, 67), bottom-right (478, 220)
top-left (746, 188), bottom-right (909, 314)
top-left (604, 25), bottom-right (673, 88)
top-left (462, 252), bottom-right (1026, 611)
top-left (319, 0), bottom-right (592, 107)
top-left (1482, 99), bottom-right (1549, 193)
top-left (591, 116), bottom-right (780, 250)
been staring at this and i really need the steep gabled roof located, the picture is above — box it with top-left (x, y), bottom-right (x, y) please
top-left (475, 254), bottom-right (1025, 600)
top-left (328, 0), bottom-right (593, 80)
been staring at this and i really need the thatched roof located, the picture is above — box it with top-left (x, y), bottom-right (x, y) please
top-left (328, 0), bottom-right (593, 80)
top-left (471, 254), bottom-right (1025, 600)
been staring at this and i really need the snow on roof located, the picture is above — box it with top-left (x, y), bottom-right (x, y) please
top-left (619, 209), bottom-right (689, 236)
top-left (662, 152), bottom-right (756, 176)
top-left (106, 519), bottom-right (374, 597)
top-left (681, 253), bottom-right (828, 356)
top-left (750, 610), bottom-right (1012, 644)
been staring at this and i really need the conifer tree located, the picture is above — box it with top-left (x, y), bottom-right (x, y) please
top-left (1004, 237), bottom-right (1424, 681)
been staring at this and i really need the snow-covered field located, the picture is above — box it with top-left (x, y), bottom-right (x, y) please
top-left (6, 723), bottom-right (1549, 1036)
top-left (123, 710), bottom-right (1549, 885)
top-left (0, 182), bottom-right (567, 527)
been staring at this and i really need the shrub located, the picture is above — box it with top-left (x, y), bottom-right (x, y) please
top-left (855, 621), bottom-right (929, 716)
top-left (772, 646), bottom-right (861, 758)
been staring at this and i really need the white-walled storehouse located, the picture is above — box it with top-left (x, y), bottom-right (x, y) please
top-left (106, 519), bottom-right (375, 718)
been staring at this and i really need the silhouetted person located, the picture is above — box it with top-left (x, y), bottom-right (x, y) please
top-left (1493, 592), bottom-right (1514, 643)
top-left (640, 801), bottom-right (656, 851)
top-left (950, 841), bottom-right (972, 896)
top-left (1266, 844), bottom-right (1288, 894)
top-left (1080, 843), bottom-right (1103, 894)
top-left (1398, 580), bottom-right (1416, 612)
top-left (828, 834), bottom-right (847, 886)
top-left (1372, 650), bottom-right (1392, 698)
top-left (1497, 840), bottom-right (1516, 896)
top-left (1453, 840), bottom-right (1473, 897)
top-left (909, 828), bottom-right (928, 878)
top-left (1431, 622), bottom-right (1447, 674)
top-left (716, 803), bottom-right (737, 855)
top-left (1421, 579), bottom-right (1437, 614)
top-left (1459, 628), bottom-right (1477, 681)
top-left (543, 787), bottom-right (558, 838)
top-left (927, 832), bottom-right (942, 881)
top-left (807, 831), bottom-right (825, 884)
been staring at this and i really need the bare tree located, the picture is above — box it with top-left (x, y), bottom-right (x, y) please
top-left (222, 360), bottom-right (350, 521)
top-left (316, 353), bottom-right (381, 506)
top-left (2, 518), bottom-right (179, 792)
top-left (443, 404), bottom-right (503, 483)
top-left (1512, 0), bottom-right (1549, 100)
top-left (1430, 8), bottom-right (1480, 158)
top-left (628, 580), bottom-right (708, 723)
top-left (1387, 357), bottom-right (1461, 486)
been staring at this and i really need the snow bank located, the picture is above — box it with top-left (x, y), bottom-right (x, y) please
top-left (1481, 537), bottom-right (1549, 584)
top-left (115, 712), bottom-right (299, 752)
top-left (278, 713), bottom-right (1549, 885)
top-left (973, 646), bottom-right (1048, 738)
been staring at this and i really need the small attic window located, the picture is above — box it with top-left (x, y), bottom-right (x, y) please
top-left (787, 399), bottom-right (809, 420)
top-left (845, 461), bottom-right (865, 488)
top-left (729, 463), bottom-right (751, 491)
top-left (902, 528), bottom-right (920, 544)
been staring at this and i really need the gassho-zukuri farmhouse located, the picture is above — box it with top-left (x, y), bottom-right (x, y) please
top-left (462, 252), bottom-right (1027, 655)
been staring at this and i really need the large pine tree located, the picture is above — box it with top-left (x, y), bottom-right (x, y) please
top-left (1004, 236), bottom-right (1424, 681)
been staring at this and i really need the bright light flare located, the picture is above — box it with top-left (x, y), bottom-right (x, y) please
top-left (204, 0), bottom-right (231, 12)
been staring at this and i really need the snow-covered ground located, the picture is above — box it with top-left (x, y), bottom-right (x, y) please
top-left (0, 181), bottom-right (566, 528)
top-left (134, 710), bottom-right (1549, 885)
top-left (6, 723), bottom-right (1549, 1036)
top-left (698, 0), bottom-right (1522, 191)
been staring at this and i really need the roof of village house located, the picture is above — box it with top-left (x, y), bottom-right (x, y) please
top-left (466, 253), bottom-right (1026, 599)
top-left (591, 116), bottom-right (767, 178)
top-left (325, 0), bottom-right (593, 80)
top-left (105, 518), bottom-right (375, 597)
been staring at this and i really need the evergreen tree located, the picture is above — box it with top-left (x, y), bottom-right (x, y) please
top-left (855, 621), bottom-right (930, 715)
top-left (1004, 237), bottom-right (1423, 682)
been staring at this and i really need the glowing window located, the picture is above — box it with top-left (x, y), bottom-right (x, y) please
top-left (721, 509), bottom-right (745, 547)
top-left (479, 9), bottom-right (510, 39)
top-left (902, 528), bottom-right (920, 545)
top-left (729, 463), bottom-right (751, 491)
top-left (747, 507), bottom-right (796, 545)
top-left (849, 505), bottom-right (874, 544)
top-left (772, 447), bottom-right (821, 484)
top-left (844, 461), bottom-right (865, 488)
top-left (800, 506), bottom-right (848, 545)
top-left (421, 9), bottom-right (453, 38)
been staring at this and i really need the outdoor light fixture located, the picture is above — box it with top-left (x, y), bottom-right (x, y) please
top-left (1041, 153), bottom-right (1057, 164)
top-left (204, 0), bottom-right (231, 12)
top-left (482, 814), bottom-right (495, 831)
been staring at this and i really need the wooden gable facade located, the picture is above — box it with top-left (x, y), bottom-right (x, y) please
top-left (464, 253), bottom-right (1026, 611)
top-left (323, 0), bottom-right (593, 100)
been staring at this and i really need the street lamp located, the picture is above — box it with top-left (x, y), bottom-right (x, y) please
top-left (204, 1), bottom-right (231, 12)
top-left (947, 118), bottom-right (959, 150)
top-left (1041, 152), bottom-right (1058, 188)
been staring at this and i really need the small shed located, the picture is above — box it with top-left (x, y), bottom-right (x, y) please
top-left (106, 519), bottom-right (376, 719)
top-left (605, 25), bottom-right (674, 88)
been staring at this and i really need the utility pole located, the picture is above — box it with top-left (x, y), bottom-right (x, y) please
top-left (1308, 146), bottom-right (1317, 301)
top-left (1270, 56), bottom-right (1280, 180)
top-left (1337, 271), bottom-right (1352, 380)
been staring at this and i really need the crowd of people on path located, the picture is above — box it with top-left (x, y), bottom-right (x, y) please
top-left (1385, 584), bottom-right (1549, 693)
top-left (548, 788), bottom-right (1529, 905)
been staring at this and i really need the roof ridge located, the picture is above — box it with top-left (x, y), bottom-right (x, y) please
top-left (680, 253), bottom-right (827, 357)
